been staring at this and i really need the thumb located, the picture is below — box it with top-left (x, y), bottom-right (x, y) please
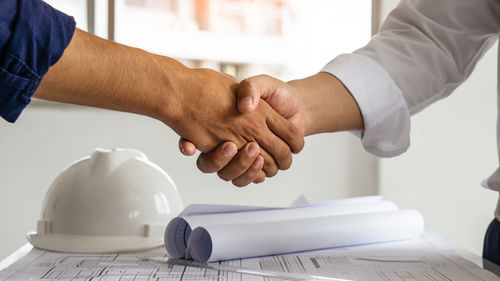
top-left (179, 138), bottom-right (197, 156)
top-left (237, 75), bottom-right (278, 114)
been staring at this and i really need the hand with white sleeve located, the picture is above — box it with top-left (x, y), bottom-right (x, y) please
top-left (179, 73), bottom-right (364, 186)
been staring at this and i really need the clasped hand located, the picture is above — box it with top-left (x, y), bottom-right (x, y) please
top-left (163, 69), bottom-right (305, 186)
top-left (32, 29), bottom-right (360, 180)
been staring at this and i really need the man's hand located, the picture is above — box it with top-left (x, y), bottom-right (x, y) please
top-left (163, 68), bottom-right (304, 175)
top-left (179, 75), bottom-right (307, 186)
top-left (236, 75), bottom-right (307, 138)
top-left (180, 140), bottom-right (267, 186)
top-left (34, 28), bottom-right (304, 178)
top-left (180, 73), bottom-right (364, 186)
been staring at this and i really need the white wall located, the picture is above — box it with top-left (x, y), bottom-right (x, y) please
top-left (380, 43), bottom-right (498, 256)
top-left (0, 0), bottom-right (377, 261)
top-left (377, 0), bottom-right (499, 255)
top-left (0, 102), bottom-right (378, 260)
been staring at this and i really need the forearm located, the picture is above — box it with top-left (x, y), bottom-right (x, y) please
top-left (34, 28), bottom-right (297, 175)
top-left (288, 72), bottom-right (364, 136)
top-left (34, 28), bottom-right (186, 123)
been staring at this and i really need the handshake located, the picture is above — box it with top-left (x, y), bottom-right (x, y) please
top-left (159, 60), bottom-right (363, 186)
top-left (169, 68), bottom-right (307, 187)
top-left (34, 29), bottom-right (364, 186)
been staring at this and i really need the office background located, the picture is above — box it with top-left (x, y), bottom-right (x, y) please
top-left (0, 0), bottom-right (497, 260)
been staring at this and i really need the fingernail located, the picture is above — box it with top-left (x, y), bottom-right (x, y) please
top-left (248, 143), bottom-right (258, 157)
top-left (180, 146), bottom-right (186, 155)
top-left (223, 144), bottom-right (235, 157)
top-left (240, 96), bottom-right (253, 109)
top-left (253, 156), bottom-right (264, 169)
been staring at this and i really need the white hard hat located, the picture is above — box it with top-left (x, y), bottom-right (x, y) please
top-left (27, 148), bottom-right (183, 253)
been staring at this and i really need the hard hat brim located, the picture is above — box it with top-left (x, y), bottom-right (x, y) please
top-left (27, 232), bottom-right (164, 253)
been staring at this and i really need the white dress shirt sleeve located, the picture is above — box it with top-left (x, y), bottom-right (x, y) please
top-left (322, 0), bottom-right (500, 158)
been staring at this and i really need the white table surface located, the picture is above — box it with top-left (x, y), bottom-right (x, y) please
top-left (2, 240), bottom-right (500, 278)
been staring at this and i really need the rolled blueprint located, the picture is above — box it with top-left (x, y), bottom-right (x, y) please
top-left (187, 209), bottom-right (424, 263)
top-left (164, 198), bottom-right (398, 258)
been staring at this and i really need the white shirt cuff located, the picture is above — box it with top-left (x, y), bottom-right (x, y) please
top-left (321, 53), bottom-right (411, 158)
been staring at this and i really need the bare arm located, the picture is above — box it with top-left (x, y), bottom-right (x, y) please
top-left (286, 72), bottom-right (363, 135)
top-left (35, 28), bottom-right (187, 123)
top-left (35, 28), bottom-right (304, 175)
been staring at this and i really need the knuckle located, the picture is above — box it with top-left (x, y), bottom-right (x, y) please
top-left (233, 151), bottom-right (254, 170)
top-left (254, 178), bottom-right (264, 184)
top-left (233, 160), bottom-right (250, 172)
top-left (254, 172), bottom-right (266, 183)
top-left (281, 156), bottom-right (292, 170)
top-left (288, 123), bottom-right (300, 140)
top-left (240, 77), bottom-right (260, 95)
top-left (297, 136), bottom-right (305, 150)
top-left (266, 167), bottom-right (278, 177)
top-left (264, 162), bottom-right (278, 177)
top-left (260, 151), bottom-right (278, 177)
top-left (286, 124), bottom-right (304, 153)
top-left (283, 153), bottom-right (293, 170)
top-left (276, 146), bottom-right (292, 170)
top-left (196, 153), bottom-right (213, 174)
top-left (196, 153), bottom-right (224, 173)
top-left (292, 137), bottom-right (305, 154)
top-left (217, 170), bottom-right (232, 181)
top-left (247, 123), bottom-right (260, 137)
top-left (243, 165), bottom-right (260, 181)
top-left (232, 178), bottom-right (251, 188)
top-left (196, 156), bottom-right (211, 173)
top-left (210, 162), bottom-right (224, 172)
top-left (255, 74), bottom-right (271, 80)
top-left (209, 153), bottom-right (227, 171)
top-left (240, 77), bottom-right (254, 88)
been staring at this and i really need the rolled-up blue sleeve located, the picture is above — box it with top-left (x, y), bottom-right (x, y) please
top-left (0, 0), bottom-right (76, 122)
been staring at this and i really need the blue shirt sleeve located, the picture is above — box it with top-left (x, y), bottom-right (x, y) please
top-left (0, 0), bottom-right (76, 123)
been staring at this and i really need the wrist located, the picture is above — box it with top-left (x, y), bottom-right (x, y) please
top-left (288, 72), bottom-right (364, 136)
top-left (286, 79), bottom-right (315, 136)
top-left (146, 54), bottom-right (193, 127)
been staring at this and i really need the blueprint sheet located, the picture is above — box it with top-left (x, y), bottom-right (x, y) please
top-left (1, 235), bottom-right (499, 281)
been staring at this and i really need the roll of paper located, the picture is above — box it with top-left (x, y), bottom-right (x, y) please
top-left (188, 209), bottom-right (424, 263)
top-left (164, 198), bottom-right (399, 258)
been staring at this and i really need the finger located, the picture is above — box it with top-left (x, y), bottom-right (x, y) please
top-left (231, 156), bottom-right (264, 187)
top-left (259, 134), bottom-right (291, 171)
top-left (239, 76), bottom-right (305, 154)
top-left (238, 75), bottom-right (299, 119)
top-left (259, 149), bottom-right (279, 177)
top-left (255, 98), bottom-right (304, 154)
top-left (253, 170), bottom-right (266, 184)
top-left (196, 142), bottom-right (237, 173)
top-left (253, 103), bottom-right (294, 170)
top-left (237, 75), bottom-right (278, 113)
top-left (217, 142), bottom-right (260, 181)
top-left (266, 110), bottom-right (305, 154)
top-left (179, 138), bottom-right (197, 156)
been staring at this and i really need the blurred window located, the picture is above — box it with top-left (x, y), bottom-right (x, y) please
top-left (113, 0), bottom-right (372, 80)
top-left (42, 0), bottom-right (372, 80)
top-left (44, 0), bottom-right (88, 31)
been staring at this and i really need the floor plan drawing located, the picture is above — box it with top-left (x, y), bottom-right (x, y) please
top-left (1, 237), bottom-right (499, 281)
